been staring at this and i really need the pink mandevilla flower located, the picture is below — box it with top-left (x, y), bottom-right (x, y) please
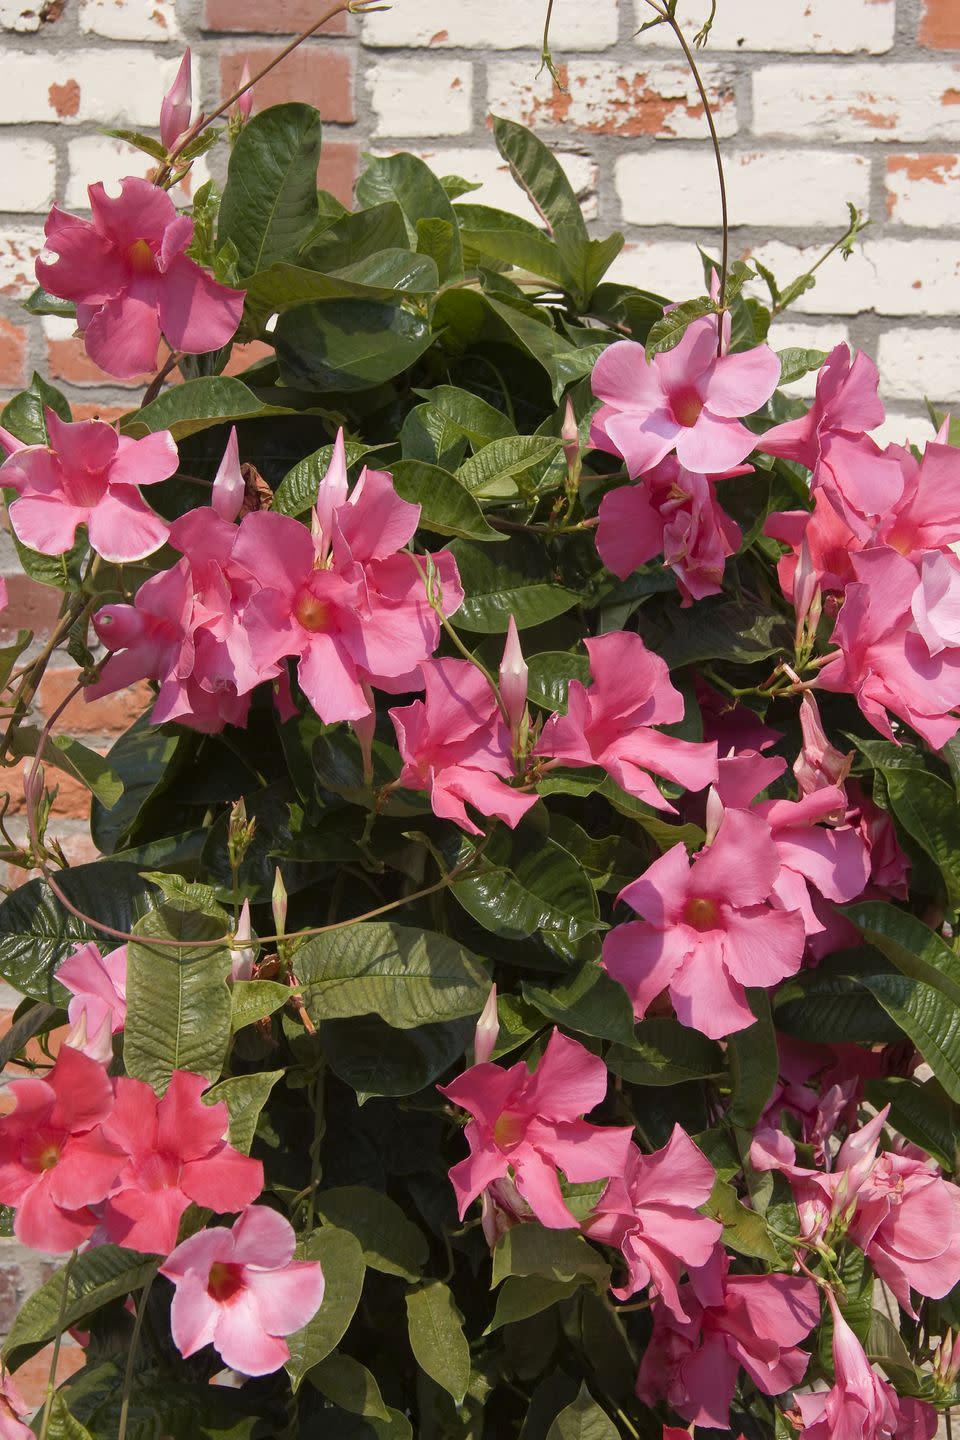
top-left (757, 343), bottom-right (884, 470)
top-left (637, 1248), bottom-right (819, 1431)
top-left (439, 1028), bottom-right (633, 1230)
top-left (161, 1205), bottom-right (325, 1376)
top-left (36, 177), bottom-right (245, 379)
top-left (58, 939), bottom-right (127, 1063)
top-left (390, 657), bottom-right (537, 836)
top-left (101, 1069), bottom-right (264, 1254)
top-left (590, 316), bottom-right (780, 476)
top-left (536, 631), bottom-right (718, 812)
top-left (0, 1046), bottom-right (122, 1252)
top-left (0, 412), bottom-right (176, 562)
top-left (0, 1374), bottom-right (33, 1440)
top-left (795, 1289), bottom-right (911, 1440)
top-left (603, 807), bottom-right (806, 1038)
top-left (584, 1126), bottom-right (721, 1318)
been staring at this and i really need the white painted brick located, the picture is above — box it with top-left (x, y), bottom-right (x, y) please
top-left (66, 138), bottom-right (204, 210)
top-left (885, 154), bottom-right (960, 227)
top-left (633, 0), bottom-right (895, 53)
top-left (615, 150), bottom-right (869, 228)
top-left (604, 240), bottom-right (706, 299)
top-left (0, 0), bottom-right (41, 31)
top-left (0, 137), bottom-right (56, 213)
top-left (0, 226), bottom-right (43, 299)
top-left (362, 0), bottom-right (619, 51)
top-left (870, 411), bottom-right (942, 447)
top-left (753, 64), bottom-right (960, 142)
top-left (78, 0), bottom-right (180, 41)
top-left (865, 239), bottom-right (960, 315)
top-left (366, 59), bottom-right (473, 138)
top-left (770, 321), bottom-right (850, 399)
top-left (0, 50), bottom-right (185, 128)
top-left (41, 314), bottom-right (77, 342)
top-left (876, 327), bottom-right (960, 402)
top-left (487, 59), bottom-right (737, 140)
top-left (406, 146), bottom-right (598, 225)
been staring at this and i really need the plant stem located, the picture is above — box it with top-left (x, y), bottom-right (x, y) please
top-left (38, 1249), bottom-right (77, 1440)
top-left (118, 1267), bottom-right (159, 1440)
top-left (642, 0), bottom-right (729, 355)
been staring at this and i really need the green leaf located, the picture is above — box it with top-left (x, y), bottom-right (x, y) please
top-left (457, 435), bottom-right (562, 499)
top-left (546, 1384), bottom-right (619, 1440)
top-left (286, 1225), bottom-right (367, 1391)
top-left (775, 968), bottom-right (905, 1045)
top-left (866, 1074), bottom-right (960, 1174)
top-left (101, 126), bottom-right (169, 160)
top-left (391, 459), bottom-right (503, 541)
top-left (308, 1353), bottom-right (391, 1422)
top-left (242, 251), bottom-right (439, 325)
top-left (0, 629), bottom-right (31, 691)
top-left (0, 1001), bottom-right (59, 1071)
top-left (484, 295), bottom-right (603, 401)
top-left (726, 989), bottom-right (778, 1128)
top-left (218, 102), bottom-right (323, 278)
top-left (90, 721), bottom-right (185, 856)
top-left (313, 1186), bottom-right (428, 1281)
top-left (776, 347), bottom-right (827, 385)
top-left (44, 1392), bottom-right (96, 1440)
top-left (866, 1307), bottom-right (921, 1389)
top-left (322, 1014), bottom-right (472, 1099)
top-left (294, 920), bottom-right (491, 1029)
top-left (230, 978), bottom-right (290, 1032)
top-left (705, 1179), bottom-right (778, 1262)
top-left (448, 537), bottom-right (580, 633)
top-left (1, 372), bottom-right (71, 444)
top-left (523, 964), bottom-right (636, 1044)
top-left (450, 831), bottom-right (601, 953)
top-left (486, 1275), bottom-right (582, 1332)
top-left (4, 1247), bottom-right (157, 1371)
top-left (272, 438), bottom-right (387, 516)
top-left (645, 297), bottom-right (716, 359)
top-left (526, 652), bottom-right (591, 712)
top-left (0, 861), bottom-right (158, 1001)
top-left (274, 299), bottom-right (433, 393)
top-left (607, 1020), bottom-right (723, 1086)
top-left (640, 597), bottom-right (792, 668)
top-left (457, 204), bottom-right (571, 288)
top-left (22, 287), bottom-right (76, 320)
top-left (415, 384), bottom-right (514, 448)
top-left (819, 1247), bottom-right (873, 1373)
top-left (844, 900), bottom-right (960, 1006)
top-left (124, 897), bottom-right (232, 1093)
top-left (9, 727), bottom-right (123, 808)
top-left (355, 153), bottom-right (463, 282)
top-left (881, 768), bottom-right (960, 909)
top-left (405, 1281), bottom-right (471, 1404)
top-left (492, 1225), bottom-right (610, 1288)
top-left (121, 375), bottom-right (292, 441)
top-left (860, 972), bottom-right (960, 1103)
top-left (203, 1070), bottom-right (283, 1153)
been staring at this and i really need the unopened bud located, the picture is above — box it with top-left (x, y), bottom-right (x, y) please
top-left (499, 616), bottom-right (528, 739)
top-left (561, 397), bottom-right (581, 491)
top-left (65, 1009), bottom-right (113, 1066)
top-left (230, 899), bottom-right (255, 982)
top-left (473, 984), bottom-right (499, 1065)
top-left (793, 538), bottom-right (820, 649)
top-left (793, 692), bottom-right (853, 807)
top-left (314, 428), bottom-right (349, 564)
top-left (236, 62), bottom-right (254, 123)
top-left (212, 426), bottom-right (244, 521)
top-left (160, 49), bottom-right (192, 154)
top-left (704, 785), bottom-right (724, 846)
top-left (227, 797), bottom-right (256, 870)
top-left (272, 867), bottom-right (288, 939)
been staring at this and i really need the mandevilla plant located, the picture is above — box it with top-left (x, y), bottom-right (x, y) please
top-left (0, 3), bottom-right (959, 1438)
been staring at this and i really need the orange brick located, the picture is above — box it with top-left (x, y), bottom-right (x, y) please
top-left (46, 336), bottom-right (140, 389)
top-left (70, 404), bottom-right (128, 424)
top-left (223, 339), bottom-right (274, 377)
top-left (319, 139), bottom-right (360, 206)
top-left (0, 319), bottom-right (27, 390)
top-left (4, 759), bottom-right (92, 821)
top-left (0, 574), bottom-right (62, 643)
top-left (11, 1341), bottom-right (84, 1411)
top-left (0, 1004), bottom-right (68, 1072)
top-left (220, 44), bottom-right (354, 121)
top-left (920, 0), bottom-right (960, 46)
top-left (205, 0), bottom-right (348, 33)
top-left (37, 669), bottom-right (152, 736)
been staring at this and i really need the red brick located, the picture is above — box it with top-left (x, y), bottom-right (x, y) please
top-left (0, 319), bottom-right (27, 390)
top-left (0, 1004), bottom-right (68, 1072)
top-left (318, 139), bottom-right (360, 206)
top-left (220, 44), bottom-right (354, 122)
top-left (0, 574), bottom-right (62, 643)
top-left (5, 759), bottom-right (92, 820)
top-left (11, 1341), bottom-right (84, 1411)
top-left (46, 336), bottom-right (140, 389)
top-left (223, 339), bottom-right (275, 377)
top-left (37, 668), bottom-right (152, 735)
top-left (920, 0), bottom-right (960, 47)
top-left (205, 0), bottom-right (348, 34)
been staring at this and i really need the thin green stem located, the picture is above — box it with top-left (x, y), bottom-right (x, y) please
top-left (38, 1249), bottom-right (77, 1440)
top-left (118, 1266), bottom-right (159, 1440)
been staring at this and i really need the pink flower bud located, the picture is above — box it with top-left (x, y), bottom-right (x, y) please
top-left (792, 537), bottom-right (820, 643)
top-left (237, 62), bottom-right (254, 122)
top-left (562, 397), bottom-right (579, 464)
top-left (352, 689), bottom-right (376, 786)
top-left (314, 428), bottom-right (349, 564)
top-left (473, 984), bottom-right (499, 1064)
top-left (272, 867), bottom-right (288, 938)
top-left (212, 426), bottom-right (244, 521)
top-left (499, 615), bottom-right (528, 733)
top-left (160, 49), bottom-right (193, 154)
top-left (793, 692), bottom-right (852, 807)
top-left (230, 898), bottom-right (254, 982)
top-left (704, 785), bottom-right (724, 846)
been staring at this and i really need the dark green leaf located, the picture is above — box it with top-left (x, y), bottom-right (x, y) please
top-left (391, 459), bottom-right (503, 541)
top-left (272, 438), bottom-right (387, 515)
top-left (523, 964), bottom-right (635, 1044)
top-left (448, 537), bottom-right (580, 633)
top-left (218, 102), bottom-right (323, 278)
top-left (4, 1247), bottom-right (157, 1371)
top-left (274, 299), bottom-right (433, 392)
top-left (242, 251), bottom-right (439, 325)
top-left (2, 372), bottom-right (71, 444)
top-left (526, 652), bottom-right (591, 713)
top-left (121, 375), bottom-right (292, 441)
top-left (321, 1014), bottom-right (473, 1098)
top-left (726, 989), bottom-right (778, 1128)
top-left (866, 1075), bottom-right (960, 1174)
top-left (314, 1186), bottom-right (428, 1281)
top-left (607, 1020), bottom-right (723, 1086)
top-left (286, 1225), bottom-right (366, 1391)
top-left (844, 900), bottom-right (960, 1006)
top-left (355, 154), bottom-right (463, 282)
top-left (405, 1281), bottom-right (471, 1404)
top-left (308, 1353), bottom-right (391, 1421)
top-left (860, 972), bottom-right (960, 1102)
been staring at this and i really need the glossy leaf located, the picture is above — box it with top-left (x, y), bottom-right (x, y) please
top-left (391, 459), bottom-right (504, 541)
top-left (286, 1225), bottom-right (367, 1391)
top-left (405, 1281), bottom-right (471, 1404)
top-left (218, 102), bottom-right (323, 278)
top-left (313, 1186), bottom-right (428, 1281)
top-left (275, 299), bottom-right (433, 392)
top-left (4, 1247), bottom-right (158, 1371)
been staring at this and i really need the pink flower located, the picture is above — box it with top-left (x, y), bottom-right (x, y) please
top-left (596, 456), bottom-right (745, 605)
top-left (160, 49), bottom-right (193, 153)
top-left (211, 426), bottom-right (244, 523)
top-left (793, 692), bottom-right (853, 803)
top-left (36, 177), bottom-right (245, 380)
top-left (584, 1127), bottom-right (721, 1317)
top-left (818, 547), bottom-right (960, 748)
top-left (755, 788), bottom-right (871, 941)
top-left (911, 549), bottom-right (960, 656)
top-left (847, 781), bottom-right (910, 898)
top-left (590, 320), bottom-right (780, 476)
top-left (438, 1028), bottom-right (633, 1230)
top-left (637, 1249), bottom-right (819, 1430)
top-left (758, 344), bottom-right (884, 470)
top-left (58, 940), bottom-right (127, 1062)
top-left (390, 658), bottom-right (537, 836)
top-left (0, 1374), bottom-right (33, 1440)
top-left (0, 412), bottom-right (175, 561)
top-left (795, 1290), bottom-right (899, 1440)
top-left (535, 632), bottom-right (718, 812)
top-left (0, 1047), bottom-right (122, 1252)
top-left (603, 808), bottom-right (806, 1038)
top-left (101, 1070), bottom-right (264, 1254)
top-left (161, 1206), bottom-right (325, 1377)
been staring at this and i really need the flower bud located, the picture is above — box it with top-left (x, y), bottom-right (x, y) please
top-left (160, 49), bottom-right (193, 154)
top-left (792, 537), bottom-right (821, 648)
top-left (793, 693), bottom-right (853, 807)
top-left (230, 898), bottom-right (255, 982)
top-left (314, 428), bottom-right (349, 564)
top-left (499, 616), bottom-right (528, 737)
top-left (272, 867), bottom-right (288, 939)
top-left (704, 785), bottom-right (724, 846)
top-left (227, 797), bottom-right (256, 870)
top-left (236, 62), bottom-right (254, 123)
top-left (65, 1009), bottom-right (114, 1066)
top-left (212, 426), bottom-right (244, 521)
top-left (561, 397), bottom-right (581, 491)
top-left (473, 984), bottom-right (499, 1065)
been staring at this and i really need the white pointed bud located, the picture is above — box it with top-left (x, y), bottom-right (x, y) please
top-left (212, 426), bottom-right (244, 521)
top-left (793, 538), bottom-right (820, 647)
top-left (272, 868), bottom-right (288, 939)
top-left (160, 49), bottom-right (193, 154)
top-left (473, 984), bottom-right (499, 1065)
top-left (314, 428), bottom-right (349, 564)
top-left (230, 898), bottom-right (254, 982)
top-left (499, 616), bottom-right (528, 733)
top-left (561, 397), bottom-right (581, 490)
top-left (936, 414), bottom-right (952, 445)
top-left (704, 785), bottom-right (724, 846)
top-left (237, 62), bottom-right (254, 122)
